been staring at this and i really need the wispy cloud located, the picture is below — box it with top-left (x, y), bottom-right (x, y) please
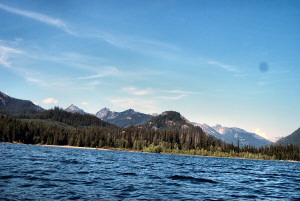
top-left (77, 66), bottom-right (119, 80)
top-left (158, 89), bottom-right (201, 100)
top-left (0, 45), bottom-right (23, 67)
top-left (164, 90), bottom-right (202, 95)
top-left (26, 75), bottom-right (101, 91)
top-left (122, 87), bottom-right (152, 96)
top-left (0, 3), bottom-right (75, 35)
top-left (88, 30), bottom-right (180, 60)
top-left (109, 98), bottom-right (158, 114)
top-left (160, 94), bottom-right (186, 100)
top-left (82, 102), bottom-right (88, 106)
top-left (207, 60), bottom-right (236, 72)
top-left (42, 98), bottom-right (58, 104)
top-left (121, 86), bottom-right (202, 98)
top-left (257, 81), bottom-right (271, 86)
top-left (90, 31), bottom-right (179, 52)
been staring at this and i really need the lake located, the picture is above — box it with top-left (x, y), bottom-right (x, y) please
top-left (1, 143), bottom-right (299, 200)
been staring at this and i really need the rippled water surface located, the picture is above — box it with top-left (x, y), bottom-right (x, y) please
top-left (1, 143), bottom-right (300, 200)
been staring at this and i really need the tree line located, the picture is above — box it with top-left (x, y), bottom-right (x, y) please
top-left (0, 111), bottom-right (299, 161)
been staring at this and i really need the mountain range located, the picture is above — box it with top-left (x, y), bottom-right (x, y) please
top-left (196, 123), bottom-right (272, 148)
top-left (95, 107), bottom-right (153, 128)
top-left (0, 90), bottom-right (298, 148)
top-left (64, 105), bottom-right (153, 128)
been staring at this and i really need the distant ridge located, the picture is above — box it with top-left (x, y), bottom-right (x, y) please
top-left (95, 107), bottom-right (153, 128)
top-left (197, 123), bottom-right (272, 148)
top-left (0, 91), bottom-right (44, 116)
top-left (277, 128), bottom-right (300, 148)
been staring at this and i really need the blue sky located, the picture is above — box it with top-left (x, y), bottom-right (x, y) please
top-left (0, 0), bottom-right (299, 140)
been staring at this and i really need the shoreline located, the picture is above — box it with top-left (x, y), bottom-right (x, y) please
top-left (2, 142), bottom-right (299, 163)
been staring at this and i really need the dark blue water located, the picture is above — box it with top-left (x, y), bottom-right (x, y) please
top-left (1, 143), bottom-right (300, 200)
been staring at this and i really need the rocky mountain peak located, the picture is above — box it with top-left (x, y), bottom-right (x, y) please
top-left (65, 104), bottom-right (85, 114)
top-left (96, 107), bottom-right (112, 119)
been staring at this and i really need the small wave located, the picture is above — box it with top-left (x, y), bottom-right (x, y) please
top-left (231, 194), bottom-right (258, 199)
top-left (37, 183), bottom-right (59, 188)
top-left (0, 175), bottom-right (13, 179)
top-left (82, 181), bottom-right (95, 186)
top-left (169, 175), bottom-right (217, 183)
top-left (265, 173), bottom-right (279, 178)
top-left (59, 158), bottom-right (81, 164)
top-left (123, 185), bottom-right (137, 192)
top-left (252, 178), bottom-right (265, 182)
top-left (122, 172), bottom-right (138, 176)
top-left (293, 178), bottom-right (300, 183)
top-left (77, 171), bottom-right (89, 174)
top-left (19, 183), bottom-right (33, 188)
top-left (165, 182), bottom-right (182, 187)
top-left (148, 175), bottom-right (161, 180)
top-left (68, 195), bottom-right (82, 200)
top-left (23, 170), bottom-right (37, 174)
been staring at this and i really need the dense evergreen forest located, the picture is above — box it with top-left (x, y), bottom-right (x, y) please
top-left (29, 108), bottom-right (116, 129)
top-left (0, 109), bottom-right (299, 161)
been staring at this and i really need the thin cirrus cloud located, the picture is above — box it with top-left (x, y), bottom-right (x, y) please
top-left (122, 87), bottom-right (152, 96)
top-left (89, 30), bottom-right (180, 52)
top-left (165, 90), bottom-right (202, 95)
top-left (42, 98), bottom-right (58, 104)
top-left (87, 30), bottom-right (181, 61)
top-left (121, 87), bottom-right (201, 101)
top-left (0, 3), bottom-right (180, 62)
top-left (207, 60), bottom-right (236, 72)
top-left (160, 94), bottom-right (186, 100)
top-left (159, 89), bottom-right (201, 100)
top-left (0, 45), bottom-right (23, 67)
top-left (0, 3), bottom-right (75, 35)
top-left (77, 66), bottom-right (120, 80)
top-left (109, 98), bottom-right (158, 114)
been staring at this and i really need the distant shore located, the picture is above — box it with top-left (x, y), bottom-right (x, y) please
top-left (2, 142), bottom-right (298, 163)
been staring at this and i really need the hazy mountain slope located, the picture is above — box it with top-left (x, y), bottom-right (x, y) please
top-left (197, 123), bottom-right (225, 140)
top-left (96, 108), bottom-right (153, 128)
top-left (197, 124), bottom-right (272, 147)
top-left (0, 91), bottom-right (44, 115)
top-left (277, 128), bottom-right (300, 148)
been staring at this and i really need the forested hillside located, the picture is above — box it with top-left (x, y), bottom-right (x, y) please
top-left (143, 111), bottom-right (194, 130)
top-left (0, 91), bottom-right (44, 116)
top-left (30, 107), bottom-right (116, 129)
top-left (1, 113), bottom-right (299, 161)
